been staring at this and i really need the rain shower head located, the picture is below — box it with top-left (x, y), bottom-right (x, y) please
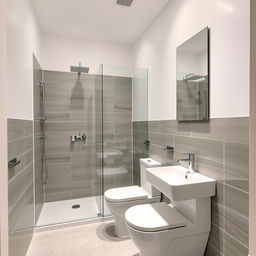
top-left (116, 0), bottom-right (134, 7)
top-left (70, 63), bottom-right (89, 74)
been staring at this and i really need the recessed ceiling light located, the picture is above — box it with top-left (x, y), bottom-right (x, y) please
top-left (116, 0), bottom-right (134, 7)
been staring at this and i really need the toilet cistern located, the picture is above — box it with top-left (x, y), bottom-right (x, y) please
top-left (177, 152), bottom-right (196, 176)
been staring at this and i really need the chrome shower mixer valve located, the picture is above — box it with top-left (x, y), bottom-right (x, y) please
top-left (70, 133), bottom-right (87, 142)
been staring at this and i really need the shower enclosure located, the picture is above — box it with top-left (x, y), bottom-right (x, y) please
top-left (33, 59), bottom-right (148, 227)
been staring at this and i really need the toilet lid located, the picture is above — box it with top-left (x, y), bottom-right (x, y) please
top-left (125, 202), bottom-right (187, 232)
top-left (104, 186), bottom-right (148, 202)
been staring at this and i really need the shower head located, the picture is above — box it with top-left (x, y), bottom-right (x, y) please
top-left (70, 63), bottom-right (89, 74)
top-left (116, 0), bottom-right (134, 7)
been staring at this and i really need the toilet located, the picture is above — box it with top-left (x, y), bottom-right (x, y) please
top-left (125, 197), bottom-right (212, 256)
top-left (104, 158), bottom-right (161, 238)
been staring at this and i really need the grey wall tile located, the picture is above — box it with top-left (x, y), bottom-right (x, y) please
top-left (191, 118), bottom-right (249, 144)
top-left (45, 192), bottom-right (70, 202)
top-left (148, 121), bottom-right (158, 133)
top-left (8, 149), bottom-right (33, 181)
top-left (45, 132), bottom-right (70, 143)
top-left (114, 92), bottom-right (132, 105)
top-left (157, 120), bottom-right (191, 136)
top-left (44, 70), bottom-right (97, 84)
top-left (207, 224), bottom-right (224, 254)
top-left (45, 142), bottom-right (71, 154)
top-left (224, 233), bottom-right (248, 256)
top-left (224, 184), bottom-right (249, 247)
top-left (225, 142), bottom-right (249, 192)
top-left (45, 121), bottom-right (94, 132)
top-left (149, 144), bottom-right (174, 166)
top-left (103, 95), bottom-right (114, 105)
top-left (145, 117), bottom-right (249, 253)
top-left (8, 140), bottom-right (34, 256)
top-left (70, 110), bottom-right (94, 121)
top-left (175, 136), bottom-right (224, 162)
top-left (133, 121), bottom-right (149, 186)
top-left (114, 104), bottom-right (132, 112)
top-left (45, 153), bottom-right (71, 202)
top-left (44, 101), bottom-right (70, 114)
top-left (114, 77), bottom-right (132, 88)
top-left (114, 122), bottom-right (132, 133)
top-left (149, 132), bottom-right (174, 148)
top-left (205, 243), bottom-right (223, 256)
top-left (133, 131), bottom-right (148, 141)
top-left (114, 112), bottom-right (132, 122)
top-left (212, 182), bottom-right (224, 229)
top-left (45, 113), bottom-right (70, 121)
top-left (103, 103), bottom-right (114, 113)
top-left (43, 71), bottom-right (133, 203)
top-left (8, 163), bottom-right (33, 221)
top-left (8, 136), bottom-right (33, 161)
top-left (8, 119), bottom-right (33, 141)
top-left (71, 152), bottom-right (97, 168)
top-left (197, 157), bottom-right (224, 182)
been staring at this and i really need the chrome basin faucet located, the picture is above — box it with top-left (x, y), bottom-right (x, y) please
top-left (177, 153), bottom-right (196, 174)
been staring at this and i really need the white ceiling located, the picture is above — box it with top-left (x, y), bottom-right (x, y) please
top-left (31, 0), bottom-right (169, 45)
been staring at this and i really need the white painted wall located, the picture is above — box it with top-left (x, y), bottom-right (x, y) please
top-left (0, 0), bottom-right (9, 254)
top-left (6, 0), bottom-right (42, 120)
top-left (133, 0), bottom-right (250, 120)
top-left (41, 34), bottom-right (133, 75)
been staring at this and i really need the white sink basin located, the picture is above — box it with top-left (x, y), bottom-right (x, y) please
top-left (146, 166), bottom-right (216, 201)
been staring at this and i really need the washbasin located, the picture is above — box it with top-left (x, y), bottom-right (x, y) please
top-left (146, 166), bottom-right (216, 201)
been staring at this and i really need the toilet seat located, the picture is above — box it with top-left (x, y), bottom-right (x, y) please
top-left (125, 202), bottom-right (187, 232)
top-left (104, 186), bottom-right (149, 203)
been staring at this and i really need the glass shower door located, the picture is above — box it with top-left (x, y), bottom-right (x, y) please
top-left (95, 65), bottom-right (104, 216)
top-left (101, 65), bottom-right (148, 216)
top-left (33, 66), bottom-right (105, 226)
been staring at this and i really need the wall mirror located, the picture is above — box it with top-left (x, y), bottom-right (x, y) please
top-left (176, 27), bottom-right (209, 121)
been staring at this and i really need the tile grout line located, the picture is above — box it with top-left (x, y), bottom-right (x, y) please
top-left (9, 180), bottom-right (34, 216)
top-left (8, 161), bottom-right (34, 185)
top-left (8, 147), bottom-right (33, 161)
top-left (224, 183), bottom-right (249, 195)
top-left (8, 134), bottom-right (33, 143)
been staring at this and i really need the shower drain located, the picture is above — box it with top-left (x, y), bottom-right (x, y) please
top-left (72, 204), bottom-right (80, 209)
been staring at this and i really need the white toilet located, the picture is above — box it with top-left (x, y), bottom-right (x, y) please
top-left (104, 158), bottom-right (161, 238)
top-left (125, 196), bottom-right (213, 256)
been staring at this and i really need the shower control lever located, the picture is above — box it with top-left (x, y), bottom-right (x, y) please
top-left (164, 146), bottom-right (174, 152)
top-left (70, 132), bottom-right (87, 142)
top-left (8, 158), bottom-right (21, 168)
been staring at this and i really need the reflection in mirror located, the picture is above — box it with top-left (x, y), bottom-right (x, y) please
top-left (177, 27), bottom-right (209, 121)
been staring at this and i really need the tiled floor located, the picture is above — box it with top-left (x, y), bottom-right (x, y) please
top-left (36, 197), bottom-right (100, 226)
top-left (27, 220), bottom-right (139, 256)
